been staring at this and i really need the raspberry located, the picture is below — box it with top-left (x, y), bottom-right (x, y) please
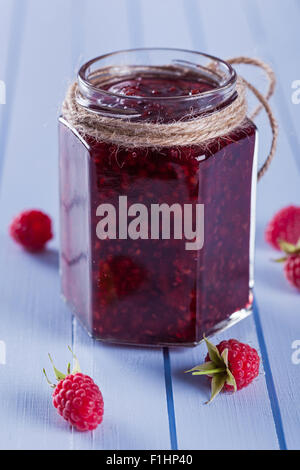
top-left (186, 337), bottom-right (260, 402)
top-left (44, 348), bottom-right (104, 432)
top-left (205, 339), bottom-right (260, 391)
top-left (275, 240), bottom-right (300, 291)
top-left (53, 373), bottom-right (104, 431)
top-left (9, 209), bottom-right (53, 251)
top-left (284, 254), bottom-right (300, 291)
top-left (265, 205), bottom-right (300, 250)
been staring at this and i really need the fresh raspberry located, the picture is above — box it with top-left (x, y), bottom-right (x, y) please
top-left (9, 209), bottom-right (53, 251)
top-left (53, 373), bottom-right (104, 431)
top-left (205, 339), bottom-right (260, 391)
top-left (186, 337), bottom-right (260, 402)
top-left (265, 205), bottom-right (300, 250)
top-left (274, 240), bottom-right (300, 291)
top-left (44, 349), bottom-right (104, 432)
top-left (284, 255), bottom-right (300, 291)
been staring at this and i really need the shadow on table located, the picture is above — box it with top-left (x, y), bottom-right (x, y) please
top-left (31, 248), bottom-right (59, 270)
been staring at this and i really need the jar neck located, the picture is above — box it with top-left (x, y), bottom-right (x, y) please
top-left (76, 48), bottom-right (237, 123)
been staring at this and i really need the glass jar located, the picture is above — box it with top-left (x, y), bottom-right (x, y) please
top-left (59, 48), bottom-right (258, 347)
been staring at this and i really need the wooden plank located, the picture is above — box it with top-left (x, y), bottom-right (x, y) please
top-left (139, 0), bottom-right (191, 48)
top-left (245, 0), bottom-right (300, 175)
top-left (0, 0), bottom-right (298, 450)
top-left (186, 0), bottom-right (300, 449)
top-left (0, 0), bottom-right (21, 179)
top-left (170, 318), bottom-right (279, 450)
top-left (194, 0), bottom-right (300, 228)
top-left (73, 321), bottom-right (171, 450)
top-left (140, 0), bottom-right (280, 450)
top-left (0, 0), bottom-right (14, 87)
top-left (243, 0), bottom-right (300, 450)
top-left (0, 0), bottom-right (75, 450)
top-left (82, 0), bottom-right (132, 62)
top-left (70, 0), bottom-right (171, 450)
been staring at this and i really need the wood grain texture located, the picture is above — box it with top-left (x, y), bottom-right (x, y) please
top-left (186, 0), bottom-right (300, 449)
top-left (0, 0), bottom-right (74, 450)
top-left (170, 318), bottom-right (279, 450)
top-left (138, 0), bottom-right (280, 450)
top-left (0, 0), bottom-right (24, 180)
top-left (70, 0), bottom-right (171, 450)
top-left (245, 0), bottom-right (300, 450)
top-left (0, 0), bottom-right (14, 88)
top-left (72, 322), bottom-right (171, 450)
top-left (0, 0), bottom-right (299, 450)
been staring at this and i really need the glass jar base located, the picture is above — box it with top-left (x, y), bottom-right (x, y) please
top-left (62, 291), bottom-right (253, 348)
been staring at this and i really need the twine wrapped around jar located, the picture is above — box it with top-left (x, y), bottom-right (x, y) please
top-left (62, 57), bottom-right (278, 181)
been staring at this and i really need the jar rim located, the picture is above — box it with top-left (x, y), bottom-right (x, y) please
top-left (77, 48), bottom-right (237, 120)
top-left (78, 47), bottom-right (236, 101)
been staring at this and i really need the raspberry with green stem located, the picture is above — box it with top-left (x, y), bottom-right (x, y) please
top-left (44, 347), bottom-right (104, 432)
top-left (186, 336), bottom-right (260, 403)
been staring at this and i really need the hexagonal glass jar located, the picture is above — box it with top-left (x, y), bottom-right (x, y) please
top-left (59, 48), bottom-right (257, 346)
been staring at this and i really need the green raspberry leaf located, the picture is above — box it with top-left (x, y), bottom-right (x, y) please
top-left (273, 256), bottom-right (288, 263)
top-left (226, 368), bottom-right (237, 392)
top-left (279, 240), bottom-right (300, 255)
top-left (185, 338), bottom-right (237, 403)
top-left (207, 373), bottom-right (227, 404)
top-left (48, 354), bottom-right (66, 381)
top-left (221, 348), bottom-right (229, 367)
top-left (68, 346), bottom-right (81, 375)
top-left (43, 368), bottom-right (55, 388)
top-left (204, 336), bottom-right (224, 367)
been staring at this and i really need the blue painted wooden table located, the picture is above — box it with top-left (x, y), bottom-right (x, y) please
top-left (0, 0), bottom-right (299, 450)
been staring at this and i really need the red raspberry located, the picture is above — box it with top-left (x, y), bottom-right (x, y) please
top-left (205, 339), bottom-right (260, 391)
top-left (186, 337), bottom-right (260, 402)
top-left (53, 373), bottom-right (104, 431)
top-left (44, 349), bottom-right (104, 432)
top-left (274, 240), bottom-right (300, 291)
top-left (284, 254), bottom-right (300, 291)
top-left (265, 205), bottom-right (300, 250)
top-left (9, 209), bottom-right (53, 251)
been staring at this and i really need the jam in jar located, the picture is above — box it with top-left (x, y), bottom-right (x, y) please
top-left (59, 49), bottom-right (257, 346)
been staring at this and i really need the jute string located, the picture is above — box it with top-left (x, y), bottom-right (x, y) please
top-left (227, 57), bottom-right (278, 180)
top-left (62, 57), bottom-right (278, 180)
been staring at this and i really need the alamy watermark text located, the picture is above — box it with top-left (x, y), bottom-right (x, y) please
top-left (96, 196), bottom-right (205, 251)
top-left (291, 340), bottom-right (300, 365)
top-left (291, 80), bottom-right (300, 104)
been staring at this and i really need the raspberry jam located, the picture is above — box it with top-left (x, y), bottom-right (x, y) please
top-left (59, 50), bottom-right (257, 346)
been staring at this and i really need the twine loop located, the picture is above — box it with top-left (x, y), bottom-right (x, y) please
top-left (62, 56), bottom-right (278, 180)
